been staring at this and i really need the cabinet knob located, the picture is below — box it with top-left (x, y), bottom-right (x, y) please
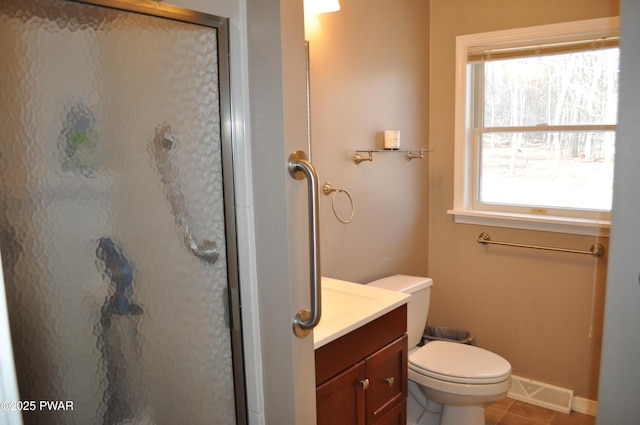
top-left (359, 378), bottom-right (370, 390)
top-left (385, 377), bottom-right (395, 387)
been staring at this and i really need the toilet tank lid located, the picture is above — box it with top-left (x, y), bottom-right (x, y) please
top-left (367, 275), bottom-right (433, 294)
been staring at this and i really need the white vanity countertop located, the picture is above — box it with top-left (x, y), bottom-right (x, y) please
top-left (314, 277), bottom-right (410, 349)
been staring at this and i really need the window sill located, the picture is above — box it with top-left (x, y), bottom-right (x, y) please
top-left (447, 209), bottom-right (610, 237)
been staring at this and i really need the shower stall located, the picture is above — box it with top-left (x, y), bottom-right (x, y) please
top-left (0, 0), bottom-right (245, 424)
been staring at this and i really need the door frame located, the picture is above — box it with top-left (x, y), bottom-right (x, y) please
top-left (597, 1), bottom-right (640, 422)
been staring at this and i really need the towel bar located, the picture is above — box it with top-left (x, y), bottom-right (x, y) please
top-left (477, 232), bottom-right (605, 257)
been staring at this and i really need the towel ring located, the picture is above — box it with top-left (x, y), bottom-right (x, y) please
top-left (323, 182), bottom-right (355, 224)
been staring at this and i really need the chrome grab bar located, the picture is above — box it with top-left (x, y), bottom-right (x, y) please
top-left (152, 124), bottom-right (219, 264)
top-left (288, 151), bottom-right (322, 338)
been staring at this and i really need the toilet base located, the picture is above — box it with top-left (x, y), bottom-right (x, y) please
top-left (408, 381), bottom-right (486, 425)
top-left (440, 404), bottom-right (484, 425)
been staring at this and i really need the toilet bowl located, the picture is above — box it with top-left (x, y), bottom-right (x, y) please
top-left (367, 275), bottom-right (511, 425)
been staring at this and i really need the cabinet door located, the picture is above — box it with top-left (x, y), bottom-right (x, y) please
top-left (317, 361), bottom-right (367, 425)
top-left (365, 335), bottom-right (408, 424)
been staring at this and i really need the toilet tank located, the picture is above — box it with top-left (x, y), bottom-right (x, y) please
top-left (367, 275), bottom-right (433, 348)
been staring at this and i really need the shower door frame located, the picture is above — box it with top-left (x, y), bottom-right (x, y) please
top-left (35, 0), bottom-right (246, 422)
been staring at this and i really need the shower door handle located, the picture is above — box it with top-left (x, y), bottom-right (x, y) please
top-left (288, 150), bottom-right (321, 338)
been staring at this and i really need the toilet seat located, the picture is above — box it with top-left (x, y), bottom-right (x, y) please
top-left (409, 341), bottom-right (511, 385)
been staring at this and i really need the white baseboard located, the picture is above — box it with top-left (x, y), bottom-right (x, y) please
top-left (572, 396), bottom-right (597, 416)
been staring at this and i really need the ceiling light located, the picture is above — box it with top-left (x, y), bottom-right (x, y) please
top-left (304, 0), bottom-right (341, 14)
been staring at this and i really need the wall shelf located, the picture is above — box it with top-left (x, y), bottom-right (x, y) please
top-left (353, 147), bottom-right (432, 164)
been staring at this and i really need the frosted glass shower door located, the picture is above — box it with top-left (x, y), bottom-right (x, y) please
top-left (0, 1), bottom-right (243, 424)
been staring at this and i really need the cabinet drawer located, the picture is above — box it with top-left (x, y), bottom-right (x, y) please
top-left (365, 335), bottom-right (408, 424)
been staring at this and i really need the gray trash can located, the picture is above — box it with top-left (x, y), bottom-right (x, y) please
top-left (422, 325), bottom-right (474, 345)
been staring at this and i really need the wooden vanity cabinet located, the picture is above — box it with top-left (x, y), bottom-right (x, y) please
top-left (315, 305), bottom-right (408, 425)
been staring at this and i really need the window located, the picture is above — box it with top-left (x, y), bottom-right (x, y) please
top-left (449, 18), bottom-right (619, 235)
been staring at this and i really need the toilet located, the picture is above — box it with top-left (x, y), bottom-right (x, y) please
top-left (367, 275), bottom-right (511, 425)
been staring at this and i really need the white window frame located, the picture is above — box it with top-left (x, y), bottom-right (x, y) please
top-left (448, 17), bottom-right (619, 236)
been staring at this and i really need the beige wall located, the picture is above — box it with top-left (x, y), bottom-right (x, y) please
top-left (428, 0), bottom-right (618, 400)
top-left (308, 0), bottom-right (618, 401)
top-left (306, 0), bottom-right (430, 284)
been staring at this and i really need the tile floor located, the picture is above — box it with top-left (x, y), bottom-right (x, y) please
top-left (486, 398), bottom-right (595, 425)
